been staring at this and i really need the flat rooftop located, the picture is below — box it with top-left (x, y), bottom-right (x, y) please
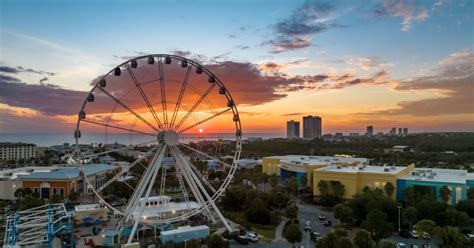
top-left (266, 155), bottom-right (369, 166)
top-left (401, 168), bottom-right (473, 184)
top-left (317, 165), bottom-right (408, 174)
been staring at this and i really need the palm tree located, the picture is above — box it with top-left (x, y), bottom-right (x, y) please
top-left (440, 186), bottom-right (451, 204)
top-left (384, 182), bottom-right (395, 198)
top-left (436, 226), bottom-right (465, 248)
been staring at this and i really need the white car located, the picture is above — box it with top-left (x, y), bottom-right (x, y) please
top-left (410, 230), bottom-right (420, 239)
top-left (396, 243), bottom-right (407, 248)
top-left (245, 233), bottom-right (258, 242)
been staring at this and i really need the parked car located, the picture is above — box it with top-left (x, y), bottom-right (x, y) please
top-left (245, 233), bottom-right (258, 242)
top-left (396, 243), bottom-right (407, 248)
top-left (410, 230), bottom-right (420, 239)
top-left (310, 232), bottom-right (321, 242)
top-left (318, 214), bottom-right (326, 220)
top-left (410, 245), bottom-right (418, 248)
top-left (304, 222), bottom-right (312, 231)
top-left (465, 233), bottom-right (474, 241)
top-left (422, 232), bottom-right (431, 240)
top-left (323, 220), bottom-right (332, 226)
top-left (235, 235), bottom-right (249, 245)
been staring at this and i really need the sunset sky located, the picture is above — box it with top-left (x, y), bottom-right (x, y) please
top-left (0, 0), bottom-right (473, 135)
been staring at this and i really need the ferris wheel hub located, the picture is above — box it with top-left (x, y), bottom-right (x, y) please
top-left (158, 131), bottom-right (179, 146)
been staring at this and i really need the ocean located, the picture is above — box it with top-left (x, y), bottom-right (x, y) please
top-left (0, 133), bottom-right (284, 147)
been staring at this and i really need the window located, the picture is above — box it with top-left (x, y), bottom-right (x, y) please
top-left (52, 187), bottom-right (58, 195)
top-left (33, 187), bottom-right (39, 194)
top-left (59, 188), bottom-right (65, 197)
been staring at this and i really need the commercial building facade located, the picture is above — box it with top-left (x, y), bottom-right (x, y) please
top-left (0, 164), bottom-right (120, 200)
top-left (262, 154), bottom-right (474, 204)
top-left (0, 143), bottom-right (36, 161)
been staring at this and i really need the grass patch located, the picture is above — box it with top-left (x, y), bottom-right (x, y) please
top-left (224, 211), bottom-right (278, 243)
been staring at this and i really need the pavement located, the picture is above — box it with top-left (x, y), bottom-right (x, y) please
top-left (274, 218), bottom-right (288, 241)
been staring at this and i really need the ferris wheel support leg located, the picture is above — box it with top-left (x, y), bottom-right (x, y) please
top-left (120, 145), bottom-right (164, 228)
top-left (127, 145), bottom-right (167, 244)
top-left (175, 148), bottom-right (233, 232)
top-left (172, 148), bottom-right (216, 224)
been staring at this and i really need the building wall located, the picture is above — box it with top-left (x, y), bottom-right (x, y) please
top-left (0, 144), bottom-right (36, 161)
top-left (262, 157), bottom-right (282, 176)
top-left (0, 180), bottom-right (22, 200)
top-left (22, 180), bottom-right (76, 199)
top-left (312, 165), bottom-right (413, 200)
top-left (396, 179), bottom-right (467, 205)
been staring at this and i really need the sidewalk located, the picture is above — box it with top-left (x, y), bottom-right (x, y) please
top-left (273, 218), bottom-right (288, 242)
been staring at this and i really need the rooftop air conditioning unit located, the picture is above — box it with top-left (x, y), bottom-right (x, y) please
top-left (358, 167), bottom-right (364, 170)
top-left (337, 166), bottom-right (342, 169)
top-left (390, 166), bottom-right (396, 170)
top-left (384, 168), bottom-right (390, 172)
top-left (427, 175), bottom-right (434, 179)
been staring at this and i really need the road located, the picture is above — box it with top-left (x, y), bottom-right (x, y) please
top-left (298, 203), bottom-right (336, 248)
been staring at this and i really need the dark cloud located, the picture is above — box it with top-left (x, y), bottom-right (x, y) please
top-left (267, 0), bottom-right (344, 53)
top-left (170, 50), bottom-right (192, 57)
top-left (39, 77), bottom-right (48, 84)
top-left (275, 1), bottom-right (334, 36)
top-left (282, 112), bottom-right (305, 116)
top-left (265, 37), bottom-right (312, 53)
top-left (0, 76), bottom-right (85, 115)
top-left (0, 65), bottom-right (55, 76)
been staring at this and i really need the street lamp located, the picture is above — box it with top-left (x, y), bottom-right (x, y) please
top-left (397, 205), bottom-right (402, 233)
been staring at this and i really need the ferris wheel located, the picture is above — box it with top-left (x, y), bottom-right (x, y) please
top-left (74, 54), bottom-right (242, 244)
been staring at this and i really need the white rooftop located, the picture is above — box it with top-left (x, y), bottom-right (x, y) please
top-left (318, 165), bottom-right (407, 174)
top-left (268, 155), bottom-right (369, 166)
top-left (401, 168), bottom-right (473, 184)
top-left (75, 204), bottom-right (104, 211)
top-left (160, 225), bottom-right (209, 236)
top-left (133, 201), bottom-right (201, 218)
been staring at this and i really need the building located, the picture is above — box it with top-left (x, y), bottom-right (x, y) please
top-left (397, 168), bottom-right (474, 205)
top-left (390, 128), bottom-right (397, 135)
top-left (0, 164), bottom-right (120, 200)
top-left (74, 204), bottom-right (108, 224)
top-left (160, 225), bottom-right (209, 244)
top-left (287, 120), bottom-right (300, 139)
top-left (349, 133), bottom-right (359, 137)
top-left (366, 126), bottom-right (374, 136)
top-left (385, 145), bottom-right (411, 153)
top-left (133, 196), bottom-right (201, 221)
top-left (0, 142), bottom-right (36, 161)
top-left (313, 164), bottom-right (415, 200)
top-left (262, 155), bottom-right (370, 188)
top-left (303, 116), bottom-right (322, 139)
top-left (403, 128), bottom-right (408, 136)
top-left (398, 128), bottom-right (403, 135)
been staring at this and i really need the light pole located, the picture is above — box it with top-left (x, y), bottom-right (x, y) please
top-left (397, 205), bottom-right (402, 233)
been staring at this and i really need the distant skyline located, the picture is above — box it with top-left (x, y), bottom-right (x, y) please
top-left (1, 0), bottom-right (473, 134)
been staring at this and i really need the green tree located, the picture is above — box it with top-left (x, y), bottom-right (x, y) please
top-left (442, 207), bottom-right (469, 227)
top-left (404, 207), bottom-right (418, 227)
top-left (186, 239), bottom-right (201, 248)
top-left (318, 180), bottom-right (329, 195)
top-left (285, 203), bottom-right (298, 220)
top-left (405, 187), bottom-right (415, 206)
top-left (362, 209), bottom-right (393, 242)
top-left (316, 230), bottom-right (353, 248)
top-left (436, 226), bottom-right (465, 248)
top-left (284, 223), bottom-right (302, 247)
top-left (50, 194), bottom-right (62, 203)
top-left (383, 182), bottom-right (395, 198)
top-left (245, 197), bottom-right (271, 224)
top-left (468, 188), bottom-right (474, 200)
top-left (207, 234), bottom-right (225, 248)
top-left (334, 203), bottom-right (354, 225)
top-left (353, 229), bottom-right (375, 248)
top-left (378, 239), bottom-right (396, 248)
top-left (456, 199), bottom-right (474, 218)
top-left (300, 175), bottom-right (308, 191)
top-left (331, 181), bottom-right (346, 199)
top-left (270, 175), bottom-right (279, 188)
top-left (440, 186), bottom-right (451, 204)
top-left (285, 176), bottom-right (298, 197)
top-left (68, 192), bottom-right (80, 203)
top-left (414, 219), bottom-right (437, 235)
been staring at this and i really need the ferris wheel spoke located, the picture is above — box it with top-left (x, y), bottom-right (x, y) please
top-left (81, 119), bottom-right (157, 137)
top-left (96, 145), bottom-right (160, 194)
top-left (178, 108), bottom-right (232, 134)
top-left (127, 145), bottom-right (166, 244)
top-left (174, 84), bottom-right (216, 130)
top-left (171, 147), bottom-right (216, 223)
top-left (175, 148), bottom-right (216, 194)
top-left (98, 87), bottom-right (160, 132)
top-left (178, 143), bottom-right (233, 168)
top-left (173, 146), bottom-right (232, 231)
top-left (125, 64), bottom-right (164, 130)
top-left (175, 164), bottom-right (191, 211)
top-left (80, 140), bottom-right (157, 159)
top-left (158, 59), bottom-right (169, 130)
top-left (170, 65), bottom-right (192, 129)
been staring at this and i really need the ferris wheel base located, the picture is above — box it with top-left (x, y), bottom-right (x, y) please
top-left (121, 242), bottom-right (140, 248)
